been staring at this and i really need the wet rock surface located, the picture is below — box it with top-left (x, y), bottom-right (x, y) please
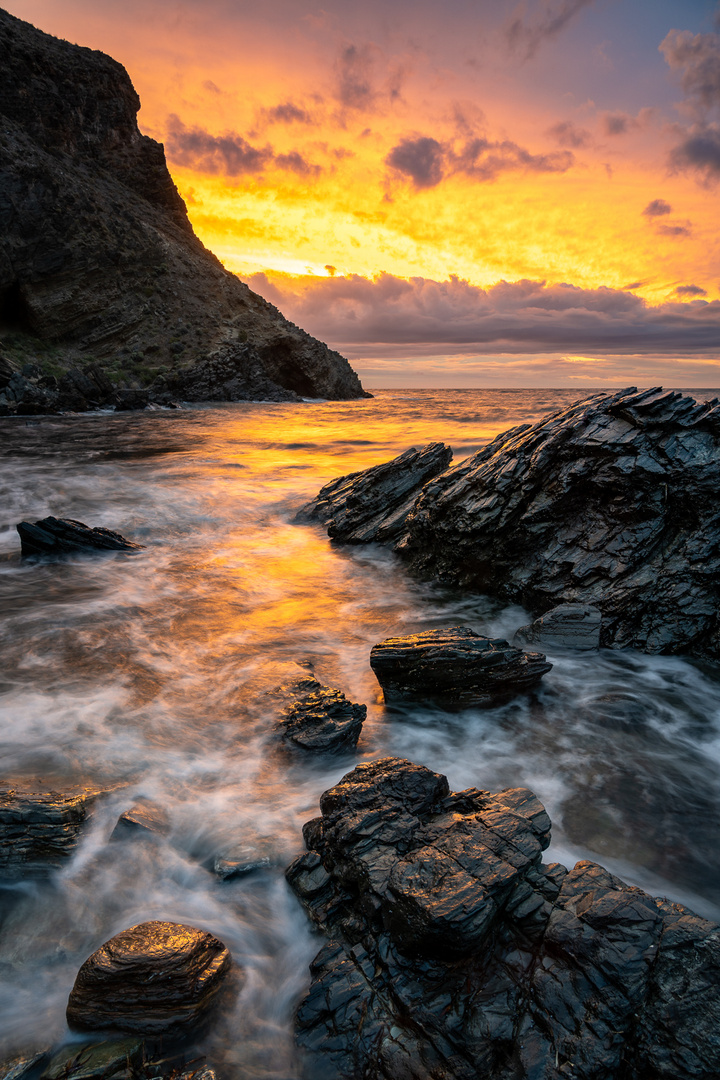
top-left (370, 627), bottom-right (552, 706)
top-left (16, 518), bottom-right (142, 557)
top-left (278, 677), bottom-right (366, 752)
top-left (40, 1038), bottom-right (143, 1080)
top-left (303, 387), bottom-right (720, 657)
top-left (0, 8), bottom-right (368, 412)
top-left (66, 921), bottom-right (232, 1037)
top-left (513, 603), bottom-right (602, 651)
top-left (297, 443), bottom-right (452, 543)
top-left (286, 756), bottom-right (720, 1080)
top-left (110, 800), bottom-right (169, 843)
top-left (0, 786), bottom-right (99, 878)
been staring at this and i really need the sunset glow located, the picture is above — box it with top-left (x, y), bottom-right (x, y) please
top-left (6, 0), bottom-right (720, 384)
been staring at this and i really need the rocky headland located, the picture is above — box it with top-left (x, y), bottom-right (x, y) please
top-left (302, 387), bottom-right (720, 657)
top-left (0, 6), bottom-right (368, 414)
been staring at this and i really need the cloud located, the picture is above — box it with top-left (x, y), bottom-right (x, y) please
top-left (203, 80), bottom-right (221, 95)
top-left (642, 199), bottom-right (672, 217)
top-left (385, 133), bottom-right (574, 188)
top-left (246, 271), bottom-right (720, 356)
top-left (669, 126), bottom-right (720, 183)
top-left (263, 102), bottom-right (315, 125)
top-left (164, 115), bottom-right (321, 177)
top-left (385, 137), bottom-right (445, 188)
top-left (675, 283), bottom-right (707, 296)
top-left (656, 222), bottom-right (692, 237)
top-left (660, 30), bottom-right (720, 111)
top-left (602, 112), bottom-right (634, 136)
top-left (504, 0), bottom-right (596, 61)
top-left (546, 120), bottom-right (591, 148)
top-left (333, 42), bottom-right (403, 113)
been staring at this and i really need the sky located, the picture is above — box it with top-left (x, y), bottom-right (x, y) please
top-left (5, 0), bottom-right (720, 386)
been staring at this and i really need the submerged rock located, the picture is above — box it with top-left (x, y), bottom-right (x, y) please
top-left (297, 443), bottom-right (452, 543)
top-left (369, 627), bottom-right (552, 707)
top-left (303, 388), bottom-right (720, 657)
top-left (40, 1039), bottom-right (143, 1080)
top-left (0, 786), bottom-right (99, 878)
top-left (213, 846), bottom-right (272, 880)
top-left (513, 603), bottom-right (602, 651)
top-left (286, 756), bottom-right (720, 1080)
top-left (66, 921), bottom-right (232, 1037)
top-left (110, 800), bottom-right (169, 843)
top-left (278, 676), bottom-right (366, 752)
top-left (16, 518), bottom-right (142, 557)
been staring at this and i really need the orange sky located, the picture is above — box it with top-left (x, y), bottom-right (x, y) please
top-left (5, 0), bottom-right (720, 385)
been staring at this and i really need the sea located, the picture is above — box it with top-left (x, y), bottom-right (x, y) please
top-left (1, 387), bottom-right (719, 1075)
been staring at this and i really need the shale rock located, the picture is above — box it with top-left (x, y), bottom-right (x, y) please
top-left (304, 388), bottom-right (720, 657)
top-left (16, 518), bottom-right (142, 557)
top-left (66, 921), bottom-right (232, 1037)
top-left (0, 8), bottom-right (368, 411)
top-left (298, 443), bottom-right (452, 543)
top-left (0, 786), bottom-right (98, 878)
top-left (286, 756), bottom-right (720, 1080)
top-left (513, 603), bottom-right (602, 651)
top-left (41, 1038), bottom-right (143, 1080)
top-left (278, 677), bottom-right (366, 752)
top-left (369, 627), bottom-right (551, 706)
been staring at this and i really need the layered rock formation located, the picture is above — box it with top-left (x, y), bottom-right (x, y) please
top-left (287, 757), bottom-right (720, 1080)
top-left (16, 517), bottom-right (142, 556)
top-left (0, 786), bottom-right (99, 878)
top-left (302, 388), bottom-right (720, 656)
top-left (278, 676), bottom-right (367, 753)
top-left (0, 7), bottom-right (368, 411)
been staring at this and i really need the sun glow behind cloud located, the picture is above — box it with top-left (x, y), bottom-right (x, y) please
top-left (5, 0), bottom-right (720, 384)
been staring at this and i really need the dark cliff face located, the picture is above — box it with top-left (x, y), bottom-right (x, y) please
top-left (0, 7), bottom-right (368, 402)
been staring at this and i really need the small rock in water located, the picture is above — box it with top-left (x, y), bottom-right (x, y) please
top-left (0, 786), bottom-right (100, 879)
top-left (40, 1038), bottom-right (143, 1080)
top-left (213, 845), bottom-right (272, 880)
top-left (513, 603), bottom-right (602, 651)
top-left (0, 1051), bottom-right (48, 1080)
top-left (369, 626), bottom-right (552, 707)
top-left (278, 676), bottom-right (366, 752)
top-left (16, 518), bottom-right (143, 557)
top-left (110, 800), bottom-right (169, 842)
top-left (66, 921), bottom-right (232, 1037)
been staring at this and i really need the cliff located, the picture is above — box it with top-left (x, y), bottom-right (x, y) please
top-left (0, 6), bottom-right (368, 411)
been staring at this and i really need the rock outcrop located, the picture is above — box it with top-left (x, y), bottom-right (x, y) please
top-left (369, 627), bottom-right (552, 706)
top-left (302, 388), bottom-right (720, 657)
top-left (66, 921), bottom-right (232, 1036)
top-left (278, 676), bottom-right (366, 753)
top-left (0, 786), bottom-right (99, 878)
top-left (286, 756), bottom-right (720, 1080)
top-left (0, 7), bottom-right (368, 412)
top-left (513, 603), bottom-right (602, 651)
top-left (16, 517), bottom-right (142, 557)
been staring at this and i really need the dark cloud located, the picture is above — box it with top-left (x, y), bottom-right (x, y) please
top-left (264, 102), bottom-right (314, 125)
top-left (546, 120), bottom-right (591, 148)
top-left (675, 283), bottom-right (707, 296)
top-left (386, 137), bottom-right (445, 188)
top-left (505, 0), bottom-right (595, 61)
top-left (656, 222), bottom-right (692, 237)
top-left (334, 42), bottom-right (403, 113)
top-left (669, 126), bottom-right (720, 183)
top-left (602, 112), bottom-right (633, 136)
top-left (203, 80), bottom-right (221, 95)
top-left (386, 132), bottom-right (574, 188)
top-left (660, 30), bottom-right (720, 110)
top-left (165, 115), bottom-right (321, 177)
top-left (642, 199), bottom-right (671, 217)
top-left (247, 271), bottom-right (720, 356)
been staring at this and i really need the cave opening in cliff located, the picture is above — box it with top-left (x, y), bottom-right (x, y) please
top-left (0, 280), bottom-right (36, 335)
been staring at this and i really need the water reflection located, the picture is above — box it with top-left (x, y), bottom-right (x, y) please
top-left (0, 389), bottom-right (719, 1072)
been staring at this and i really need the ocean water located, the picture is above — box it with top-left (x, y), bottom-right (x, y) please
top-left (1, 387), bottom-right (719, 1074)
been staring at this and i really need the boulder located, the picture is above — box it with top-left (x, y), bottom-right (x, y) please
top-left (286, 756), bottom-right (720, 1080)
top-left (66, 921), bottom-right (232, 1037)
top-left (513, 603), bottom-right (602, 651)
top-left (0, 786), bottom-right (99, 878)
top-left (303, 388), bottom-right (720, 657)
top-left (278, 676), bottom-right (366, 752)
top-left (369, 627), bottom-right (552, 707)
top-left (297, 443), bottom-right (452, 543)
top-left (16, 517), bottom-right (143, 557)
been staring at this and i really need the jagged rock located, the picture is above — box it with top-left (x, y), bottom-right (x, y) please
top-left (0, 1051), bottom-right (48, 1080)
top-left (66, 921), bottom-right (232, 1037)
top-left (369, 627), bottom-right (551, 707)
top-left (286, 756), bottom-right (720, 1080)
top-left (110, 800), bottom-right (169, 842)
top-left (41, 1039), bottom-right (143, 1080)
top-left (0, 785), bottom-right (99, 878)
top-left (278, 676), bottom-right (366, 752)
top-left (113, 389), bottom-right (149, 411)
top-left (297, 443), bottom-right (453, 543)
top-left (213, 846), bottom-right (272, 880)
top-left (513, 603), bottom-right (602, 651)
top-left (16, 517), bottom-right (143, 557)
top-left (0, 8), bottom-right (368, 410)
top-left (304, 388), bottom-right (720, 657)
